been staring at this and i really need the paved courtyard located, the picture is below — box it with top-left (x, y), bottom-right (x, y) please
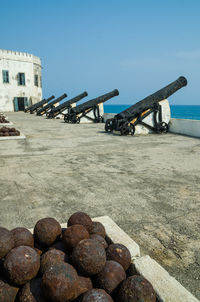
top-left (0, 112), bottom-right (200, 299)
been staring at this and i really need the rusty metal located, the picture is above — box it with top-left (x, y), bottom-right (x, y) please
top-left (95, 260), bottom-right (126, 294)
top-left (11, 227), bottom-right (34, 248)
top-left (42, 262), bottom-right (79, 302)
top-left (18, 278), bottom-right (46, 302)
top-left (62, 224), bottom-right (89, 250)
top-left (0, 278), bottom-right (19, 302)
top-left (40, 248), bottom-right (68, 274)
top-left (82, 289), bottom-right (114, 302)
top-left (91, 221), bottom-right (106, 238)
top-left (0, 227), bottom-right (15, 259)
top-left (106, 243), bottom-right (131, 271)
top-left (90, 234), bottom-right (108, 249)
top-left (72, 239), bottom-right (106, 276)
top-left (0, 127), bottom-right (20, 136)
top-left (118, 275), bottom-right (156, 302)
top-left (68, 212), bottom-right (93, 233)
top-left (75, 276), bottom-right (93, 299)
top-left (4, 246), bottom-right (40, 285)
top-left (34, 217), bottom-right (62, 247)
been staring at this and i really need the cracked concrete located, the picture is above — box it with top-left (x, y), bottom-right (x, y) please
top-left (0, 112), bottom-right (199, 299)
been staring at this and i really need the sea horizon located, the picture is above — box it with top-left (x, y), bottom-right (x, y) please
top-left (104, 104), bottom-right (200, 120)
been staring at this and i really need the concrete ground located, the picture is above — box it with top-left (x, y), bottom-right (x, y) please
top-left (0, 112), bottom-right (200, 299)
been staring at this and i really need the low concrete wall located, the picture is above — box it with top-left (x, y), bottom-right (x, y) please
top-left (169, 118), bottom-right (200, 138)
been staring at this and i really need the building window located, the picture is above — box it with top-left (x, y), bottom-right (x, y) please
top-left (40, 76), bottom-right (42, 87)
top-left (18, 73), bottom-right (25, 85)
top-left (34, 74), bottom-right (39, 86)
top-left (2, 70), bottom-right (9, 83)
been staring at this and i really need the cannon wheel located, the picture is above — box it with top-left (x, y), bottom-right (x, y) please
top-left (120, 123), bottom-right (135, 136)
top-left (159, 122), bottom-right (168, 133)
top-left (105, 119), bottom-right (113, 132)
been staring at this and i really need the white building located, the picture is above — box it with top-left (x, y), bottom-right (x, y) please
top-left (0, 49), bottom-right (42, 112)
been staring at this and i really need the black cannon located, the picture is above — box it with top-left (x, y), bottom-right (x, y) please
top-left (36, 93), bottom-right (67, 116)
top-left (24, 95), bottom-right (55, 113)
top-left (64, 89), bottom-right (119, 123)
top-left (105, 76), bottom-right (187, 135)
top-left (46, 91), bottom-right (88, 119)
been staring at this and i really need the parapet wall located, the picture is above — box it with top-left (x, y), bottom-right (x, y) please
top-left (0, 49), bottom-right (41, 66)
top-left (169, 118), bottom-right (200, 138)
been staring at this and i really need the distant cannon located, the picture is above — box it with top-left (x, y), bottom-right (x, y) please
top-left (46, 92), bottom-right (88, 119)
top-left (36, 94), bottom-right (67, 116)
top-left (24, 95), bottom-right (55, 114)
top-left (105, 76), bottom-right (187, 135)
top-left (64, 89), bottom-right (119, 123)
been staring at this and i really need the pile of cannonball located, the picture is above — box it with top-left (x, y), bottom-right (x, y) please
top-left (0, 212), bottom-right (157, 302)
top-left (0, 127), bottom-right (20, 136)
top-left (0, 115), bottom-right (9, 123)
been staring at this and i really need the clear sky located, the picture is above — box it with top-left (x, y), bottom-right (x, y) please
top-left (1, 0), bottom-right (200, 105)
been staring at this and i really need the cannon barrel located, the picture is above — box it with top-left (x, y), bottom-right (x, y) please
top-left (37, 93), bottom-right (67, 116)
top-left (46, 91), bottom-right (88, 119)
top-left (117, 76), bottom-right (187, 120)
top-left (26, 95), bottom-right (55, 113)
top-left (71, 89), bottom-right (119, 115)
top-left (105, 76), bottom-right (187, 135)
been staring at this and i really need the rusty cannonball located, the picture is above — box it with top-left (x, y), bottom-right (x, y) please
top-left (72, 239), bottom-right (106, 276)
top-left (34, 217), bottom-right (61, 246)
top-left (75, 276), bottom-right (93, 299)
top-left (118, 275), bottom-right (156, 302)
top-left (11, 227), bottom-right (34, 248)
top-left (82, 289), bottom-right (114, 302)
top-left (68, 212), bottom-right (93, 233)
top-left (4, 245), bottom-right (40, 285)
top-left (62, 224), bottom-right (90, 250)
top-left (0, 227), bottom-right (15, 259)
top-left (90, 234), bottom-right (108, 249)
top-left (40, 248), bottom-right (68, 274)
top-left (91, 221), bottom-right (106, 238)
top-left (0, 278), bottom-right (19, 302)
top-left (106, 243), bottom-right (131, 271)
top-left (18, 278), bottom-right (46, 302)
top-left (42, 262), bottom-right (79, 302)
top-left (95, 260), bottom-right (126, 294)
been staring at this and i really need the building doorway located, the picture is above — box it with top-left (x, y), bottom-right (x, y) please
top-left (13, 97), bottom-right (28, 111)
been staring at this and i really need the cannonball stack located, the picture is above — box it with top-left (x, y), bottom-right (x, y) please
top-left (0, 127), bottom-right (20, 136)
top-left (0, 212), bottom-right (156, 302)
top-left (0, 114), bottom-right (9, 123)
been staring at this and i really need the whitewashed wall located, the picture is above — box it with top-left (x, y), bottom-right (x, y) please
top-left (0, 49), bottom-right (42, 112)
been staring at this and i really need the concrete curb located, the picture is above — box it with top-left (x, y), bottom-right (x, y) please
top-left (0, 133), bottom-right (26, 140)
top-left (0, 122), bottom-right (13, 126)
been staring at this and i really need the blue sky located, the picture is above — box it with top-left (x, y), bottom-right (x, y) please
top-left (1, 0), bottom-right (200, 104)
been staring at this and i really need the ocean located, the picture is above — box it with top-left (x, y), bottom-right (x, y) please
top-left (104, 105), bottom-right (200, 120)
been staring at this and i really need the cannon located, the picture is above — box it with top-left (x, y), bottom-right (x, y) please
top-left (24, 96), bottom-right (55, 113)
top-left (36, 93), bottom-right (67, 116)
top-left (46, 92), bottom-right (88, 119)
top-left (64, 89), bottom-right (119, 123)
top-left (105, 76), bottom-right (187, 135)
